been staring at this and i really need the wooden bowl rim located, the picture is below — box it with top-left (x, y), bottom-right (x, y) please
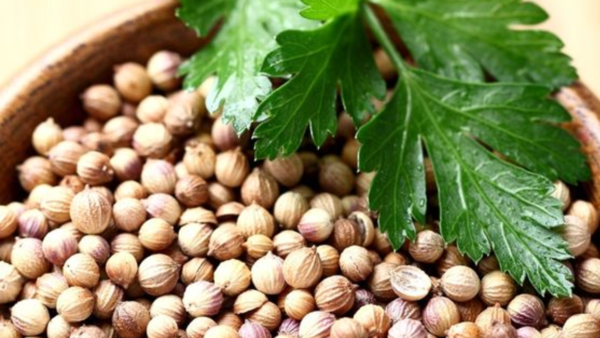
top-left (0, 0), bottom-right (175, 103)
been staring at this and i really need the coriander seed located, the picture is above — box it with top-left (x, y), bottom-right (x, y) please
top-left (77, 151), bottom-right (115, 185)
top-left (283, 247), bottom-right (323, 288)
top-left (11, 298), bottom-right (50, 336)
top-left (147, 315), bottom-right (179, 338)
top-left (285, 289), bottom-right (316, 320)
top-left (181, 257), bottom-right (214, 285)
top-left (408, 230), bottom-right (444, 263)
top-left (32, 118), bottom-right (64, 156)
top-left (178, 223), bottom-right (211, 257)
top-left (151, 295), bottom-right (186, 325)
top-left (94, 280), bottom-right (125, 320)
top-left (508, 294), bottom-right (546, 328)
top-left (298, 208), bottom-right (333, 243)
top-left (244, 234), bottom-right (274, 259)
top-left (78, 235), bottom-right (110, 264)
top-left (184, 143), bottom-right (216, 179)
top-left (385, 299), bottom-right (422, 324)
top-left (239, 320), bottom-right (271, 338)
top-left (42, 228), bottom-right (78, 266)
top-left (273, 230), bottom-right (306, 258)
top-left (310, 193), bottom-right (343, 219)
top-left (299, 311), bottom-right (335, 338)
top-left (274, 191), bottom-right (309, 230)
top-left (187, 317), bottom-right (217, 338)
top-left (208, 223), bottom-right (244, 260)
top-left (568, 200), bottom-right (598, 234)
top-left (48, 140), bottom-right (86, 176)
top-left (316, 244), bottom-right (340, 277)
top-left (138, 218), bottom-right (176, 251)
top-left (390, 265), bottom-right (431, 301)
top-left (319, 159), bottom-right (355, 196)
top-left (263, 153), bottom-right (304, 187)
top-left (251, 252), bottom-right (286, 295)
top-left (237, 203), bottom-right (275, 238)
top-left (241, 168), bottom-right (279, 209)
top-left (35, 272), bottom-right (68, 308)
top-left (441, 266), bottom-right (480, 302)
top-left (331, 318), bottom-right (368, 338)
top-left (63, 253), bottom-right (100, 288)
top-left (133, 123), bottom-right (173, 158)
top-left (106, 252), bottom-right (138, 288)
top-left (183, 281), bottom-right (223, 317)
top-left (17, 208), bottom-right (48, 239)
top-left (215, 148), bottom-right (249, 188)
top-left (368, 262), bottom-right (398, 301)
top-left (354, 304), bottom-right (391, 338)
top-left (12, 237), bottom-right (49, 279)
top-left (138, 254), bottom-right (180, 296)
top-left (110, 147), bottom-right (143, 181)
top-left (112, 301), bottom-right (151, 338)
top-left (480, 271), bottom-right (517, 306)
top-left (339, 245), bottom-right (373, 282)
top-left (57, 286), bottom-right (95, 323)
top-left (114, 62), bottom-right (153, 102)
top-left (0, 261), bottom-right (23, 304)
top-left (315, 275), bottom-right (356, 315)
top-left (143, 193), bottom-right (182, 225)
top-left (81, 84), bottom-right (122, 120)
top-left (422, 297), bottom-right (460, 337)
top-left (70, 187), bottom-right (112, 234)
top-left (137, 95), bottom-right (169, 123)
top-left (141, 160), bottom-right (178, 194)
top-left (214, 259), bottom-right (251, 297)
top-left (147, 50), bottom-right (182, 91)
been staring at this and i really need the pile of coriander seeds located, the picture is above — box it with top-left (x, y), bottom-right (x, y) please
top-left (1, 50), bottom-right (600, 338)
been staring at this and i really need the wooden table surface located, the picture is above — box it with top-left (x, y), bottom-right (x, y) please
top-left (0, 0), bottom-right (599, 95)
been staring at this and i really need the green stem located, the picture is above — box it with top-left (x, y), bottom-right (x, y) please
top-left (362, 3), bottom-right (408, 74)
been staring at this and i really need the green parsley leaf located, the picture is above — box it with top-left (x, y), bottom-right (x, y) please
top-left (375, 0), bottom-right (577, 88)
top-left (300, 0), bottom-right (361, 20)
top-left (358, 67), bottom-right (577, 296)
top-left (176, 0), bottom-right (234, 36)
top-left (178, 0), bottom-right (314, 133)
top-left (253, 11), bottom-right (386, 158)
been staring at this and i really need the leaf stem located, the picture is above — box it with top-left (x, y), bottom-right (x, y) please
top-left (362, 3), bottom-right (408, 74)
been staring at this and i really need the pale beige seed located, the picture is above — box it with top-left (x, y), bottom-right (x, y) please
top-left (422, 297), bottom-right (460, 337)
top-left (233, 289), bottom-right (268, 315)
top-left (106, 252), bottom-right (138, 288)
top-left (390, 265), bottom-right (431, 301)
top-left (56, 286), bottom-right (95, 323)
top-left (251, 252), bottom-right (286, 295)
top-left (441, 266), bottom-right (480, 302)
top-left (283, 247), bottom-right (323, 289)
top-left (480, 271), bottom-right (517, 306)
top-left (562, 215), bottom-right (591, 257)
top-left (214, 259), bottom-right (251, 297)
top-left (562, 313), bottom-right (600, 338)
top-left (11, 299), bottom-right (50, 336)
top-left (339, 246), bottom-right (373, 282)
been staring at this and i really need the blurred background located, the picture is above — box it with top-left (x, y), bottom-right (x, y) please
top-left (0, 0), bottom-right (598, 94)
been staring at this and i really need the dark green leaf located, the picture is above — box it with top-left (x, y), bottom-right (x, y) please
top-left (358, 68), bottom-right (581, 296)
top-left (375, 0), bottom-right (577, 88)
top-left (254, 11), bottom-right (386, 158)
top-left (178, 0), bottom-right (314, 133)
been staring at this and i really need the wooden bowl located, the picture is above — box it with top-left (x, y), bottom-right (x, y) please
top-left (0, 0), bottom-right (599, 208)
